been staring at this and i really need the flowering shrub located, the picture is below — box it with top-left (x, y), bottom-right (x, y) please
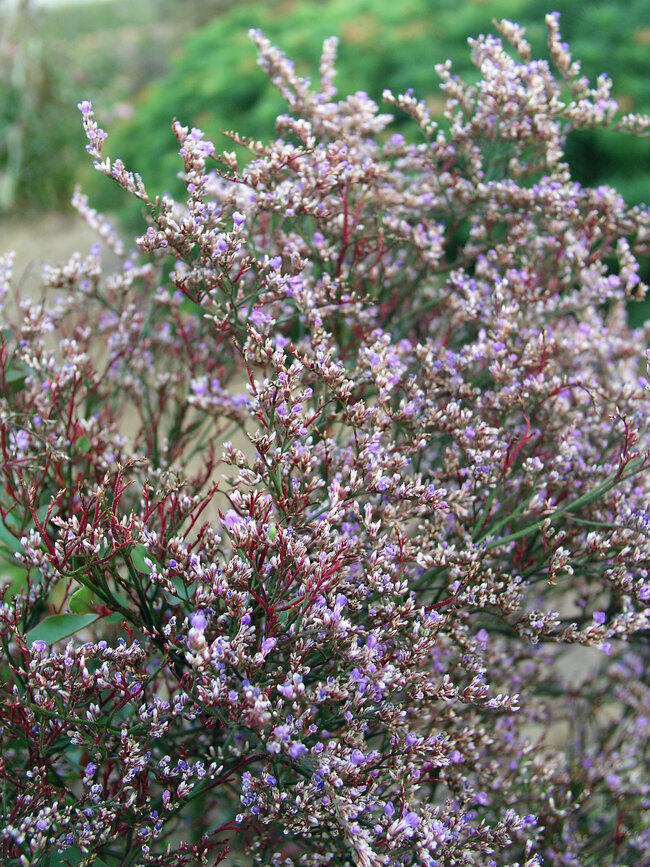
top-left (1, 15), bottom-right (650, 866)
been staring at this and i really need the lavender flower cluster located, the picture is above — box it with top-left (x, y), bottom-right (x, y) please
top-left (1, 15), bottom-right (649, 866)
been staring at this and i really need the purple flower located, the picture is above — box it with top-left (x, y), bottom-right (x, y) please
top-left (405, 810), bottom-right (420, 827)
top-left (350, 749), bottom-right (365, 765)
top-left (249, 308), bottom-right (270, 328)
top-left (593, 610), bottom-right (607, 625)
top-left (190, 611), bottom-right (206, 631)
top-left (401, 810), bottom-right (420, 833)
top-left (15, 430), bottom-right (29, 451)
top-left (222, 510), bottom-right (245, 529)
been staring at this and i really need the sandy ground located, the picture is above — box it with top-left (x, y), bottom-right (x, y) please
top-left (0, 210), bottom-right (123, 295)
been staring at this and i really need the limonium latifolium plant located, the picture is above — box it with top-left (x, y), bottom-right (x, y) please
top-left (1, 14), bottom-right (650, 866)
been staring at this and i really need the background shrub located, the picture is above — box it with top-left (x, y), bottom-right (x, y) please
top-left (2, 0), bottom-right (650, 223)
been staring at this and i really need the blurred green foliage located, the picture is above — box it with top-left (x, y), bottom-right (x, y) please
top-left (1, 0), bottom-right (650, 226)
top-left (0, 0), bottom-right (228, 215)
top-left (0, 1), bottom-right (81, 213)
top-left (82, 0), bottom-right (650, 231)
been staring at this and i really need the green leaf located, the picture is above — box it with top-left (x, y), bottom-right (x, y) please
top-left (180, 296), bottom-right (204, 318)
top-left (0, 562), bottom-right (28, 594)
top-left (170, 575), bottom-right (189, 601)
top-left (0, 520), bottom-right (23, 553)
top-left (36, 502), bottom-right (59, 524)
top-left (5, 365), bottom-right (28, 382)
top-left (3, 361), bottom-right (33, 393)
top-left (26, 613), bottom-right (100, 646)
top-left (69, 585), bottom-right (97, 614)
top-left (129, 543), bottom-right (150, 572)
top-left (41, 844), bottom-right (84, 866)
top-left (4, 510), bottom-right (21, 529)
top-left (84, 388), bottom-right (103, 416)
top-left (76, 435), bottom-right (91, 453)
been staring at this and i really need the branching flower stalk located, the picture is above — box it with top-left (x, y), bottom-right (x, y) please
top-left (1, 14), bottom-right (650, 866)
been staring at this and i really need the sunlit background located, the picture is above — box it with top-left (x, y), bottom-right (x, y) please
top-left (1, 0), bottom-right (649, 310)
